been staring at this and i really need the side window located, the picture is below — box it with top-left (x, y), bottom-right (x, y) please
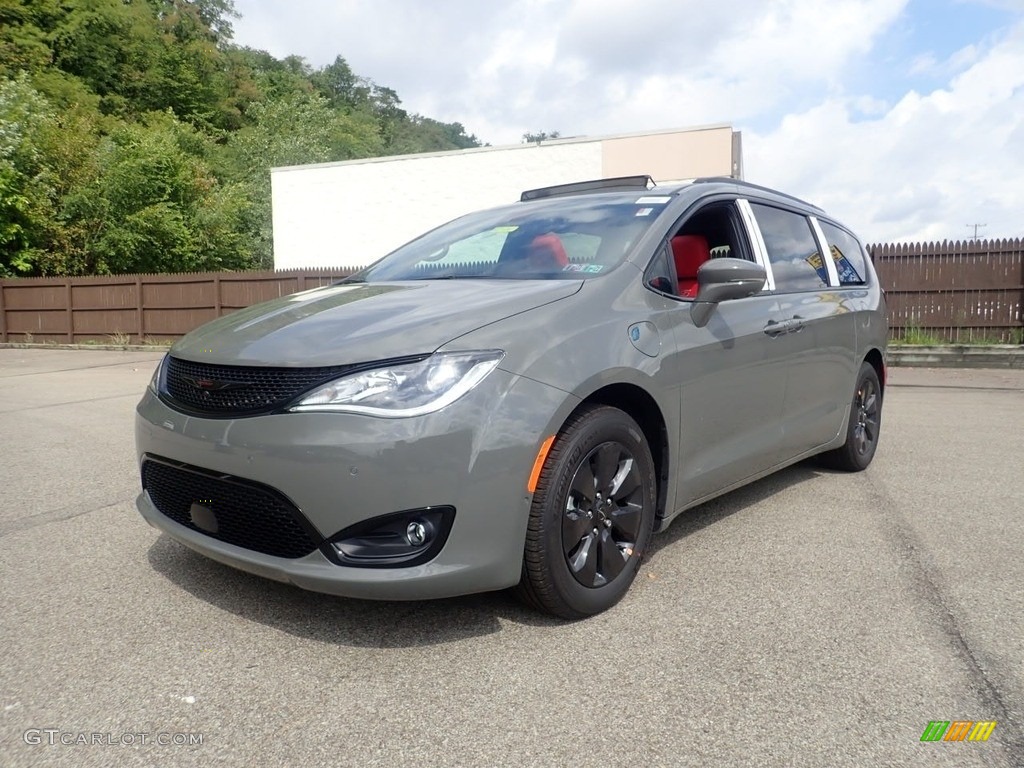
top-left (675, 202), bottom-right (753, 263)
top-left (819, 221), bottom-right (867, 285)
top-left (658, 201), bottom-right (753, 299)
top-left (750, 203), bottom-right (827, 291)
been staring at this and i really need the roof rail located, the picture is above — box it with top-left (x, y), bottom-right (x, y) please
top-left (520, 175), bottom-right (654, 202)
top-left (692, 177), bottom-right (823, 211)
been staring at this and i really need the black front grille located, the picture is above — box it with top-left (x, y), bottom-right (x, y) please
top-left (142, 456), bottom-right (321, 559)
top-left (163, 356), bottom-right (353, 416)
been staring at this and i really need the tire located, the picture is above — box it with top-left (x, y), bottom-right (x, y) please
top-left (515, 405), bottom-right (657, 619)
top-left (819, 361), bottom-right (883, 472)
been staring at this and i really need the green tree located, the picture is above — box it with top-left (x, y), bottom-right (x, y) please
top-left (311, 55), bottom-right (371, 112)
top-left (0, 0), bottom-right (484, 275)
top-left (0, 0), bottom-right (59, 75)
top-left (389, 115), bottom-right (481, 154)
top-left (152, 0), bottom-right (238, 44)
top-left (64, 116), bottom-right (255, 273)
top-left (0, 75), bottom-right (60, 274)
top-left (523, 131), bottom-right (561, 143)
top-left (48, 0), bottom-right (160, 102)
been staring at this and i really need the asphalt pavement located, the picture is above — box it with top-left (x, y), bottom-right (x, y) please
top-left (1, 349), bottom-right (1022, 767)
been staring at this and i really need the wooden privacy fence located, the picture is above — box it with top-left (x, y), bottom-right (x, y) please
top-left (0, 239), bottom-right (1021, 344)
top-left (0, 269), bottom-right (355, 344)
top-left (870, 239), bottom-right (1023, 343)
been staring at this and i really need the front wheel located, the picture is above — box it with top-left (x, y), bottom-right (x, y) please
top-left (515, 405), bottom-right (657, 619)
top-left (820, 361), bottom-right (883, 472)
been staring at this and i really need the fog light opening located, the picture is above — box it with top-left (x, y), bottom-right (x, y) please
top-left (324, 506), bottom-right (455, 568)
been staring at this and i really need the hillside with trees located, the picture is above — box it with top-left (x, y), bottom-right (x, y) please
top-left (0, 0), bottom-right (481, 276)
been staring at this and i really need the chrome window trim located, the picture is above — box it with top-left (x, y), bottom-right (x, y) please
top-left (736, 198), bottom-right (775, 292)
top-left (809, 215), bottom-right (840, 287)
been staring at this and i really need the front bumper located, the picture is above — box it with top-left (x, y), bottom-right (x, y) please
top-left (134, 367), bottom-right (575, 600)
top-left (137, 490), bottom-right (504, 600)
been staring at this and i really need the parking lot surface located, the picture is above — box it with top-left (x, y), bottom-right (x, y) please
top-left (1, 348), bottom-right (1022, 767)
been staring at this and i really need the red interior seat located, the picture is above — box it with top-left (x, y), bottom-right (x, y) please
top-left (528, 234), bottom-right (569, 270)
top-left (671, 235), bottom-right (710, 298)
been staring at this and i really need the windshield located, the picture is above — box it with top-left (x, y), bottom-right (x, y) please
top-left (349, 193), bottom-right (672, 282)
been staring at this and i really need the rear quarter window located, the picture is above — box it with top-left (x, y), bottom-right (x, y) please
top-left (818, 221), bottom-right (868, 285)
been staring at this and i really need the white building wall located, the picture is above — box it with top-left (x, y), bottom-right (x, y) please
top-left (271, 142), bottom-right (603, 270)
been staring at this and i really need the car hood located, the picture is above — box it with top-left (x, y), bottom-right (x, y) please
top-left (171, 280), bottom-right (583, 366)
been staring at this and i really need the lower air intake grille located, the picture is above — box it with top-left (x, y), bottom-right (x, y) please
top-left (142, 456), bottom-right (320, 559)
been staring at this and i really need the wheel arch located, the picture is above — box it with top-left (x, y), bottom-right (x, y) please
top-left (864, 347), bottom-right (886, 391)
top-left (573, 383), bottom-right (671, 523)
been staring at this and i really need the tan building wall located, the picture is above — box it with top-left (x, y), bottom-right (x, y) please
top-left (601, 125), bottom-right (739, 181)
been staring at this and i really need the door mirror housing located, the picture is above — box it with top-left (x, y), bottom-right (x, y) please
top-left (690, 258), bottom-right (767, 327)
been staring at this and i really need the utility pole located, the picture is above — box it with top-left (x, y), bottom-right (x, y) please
top-left (966, 223), bottom-right (987, 241)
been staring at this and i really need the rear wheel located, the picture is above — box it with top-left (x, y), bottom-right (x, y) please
top-left (516, 405), bottom-right (656, 619)
top-left (820, 361), bottom-right (883, 471)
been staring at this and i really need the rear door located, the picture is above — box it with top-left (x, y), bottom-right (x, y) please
top-left (745, 201), bottom-right (857, 459)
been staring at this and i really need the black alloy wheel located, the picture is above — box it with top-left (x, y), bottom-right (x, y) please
top-left (562, 441), bottom-right (644, 588)
top-left (516, 405), bottom-right (657, 619)
top-left (852, 375), bottom-right (880, 458)
top-left (820, 360), bottom-right (883, 472)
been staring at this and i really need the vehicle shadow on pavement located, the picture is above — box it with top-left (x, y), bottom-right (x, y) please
top-left (146, 538), bottom-right (564, 648)
top-left (647, 462), bottom-right (825, 560)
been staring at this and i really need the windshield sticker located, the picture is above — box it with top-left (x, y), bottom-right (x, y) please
top-left (493, 225), bottom-right (519, 233)
top-left (635, 207), bottom-right (653, 217)
top-left (563, 263), bottom-right (604, 273)
top-left (635, 196), bottom-right (671, 205)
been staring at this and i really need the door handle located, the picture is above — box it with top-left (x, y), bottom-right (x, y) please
top-left (765, 317), bottom-right (806, 337)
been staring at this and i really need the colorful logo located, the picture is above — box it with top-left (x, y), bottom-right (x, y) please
top-left (920, 721), bottom-right (997, 742)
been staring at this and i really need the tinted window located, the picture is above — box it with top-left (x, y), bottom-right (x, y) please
top-left (819, 221), bottom-right (867, 285)
top-left (750, 204), bottom-right (827, 291)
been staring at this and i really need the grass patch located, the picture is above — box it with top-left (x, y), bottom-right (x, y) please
top-left (892, 325), bottom-right (946, 345)
top-left (891, 326), bottom-right (1024, 346)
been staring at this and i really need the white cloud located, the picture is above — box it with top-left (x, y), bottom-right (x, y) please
top-left (233, 0), bottom-right (909, 143)
top-left (746, 19), bottom-right (1024, 242)
top-left (445, 0), bottom-right (910, 142)
top-left (231, 0), bottom-right (1024, 240)
top-left (961, 0), bottom-right (1024, 10)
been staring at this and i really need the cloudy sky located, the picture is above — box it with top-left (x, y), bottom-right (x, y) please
top-left (230, 0), bottom-right (1024, 243)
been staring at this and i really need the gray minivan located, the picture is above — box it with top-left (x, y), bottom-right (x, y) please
top-left (135, 176), bottom-right (887, 618)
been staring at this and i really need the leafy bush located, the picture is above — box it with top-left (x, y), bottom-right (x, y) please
top-left (0, 0), bottom-right (481, 276)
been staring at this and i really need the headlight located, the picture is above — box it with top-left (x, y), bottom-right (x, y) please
top-left (289, 350), bottom-right (504, 417)
top-left (148, 354), bottom-right (167, 393)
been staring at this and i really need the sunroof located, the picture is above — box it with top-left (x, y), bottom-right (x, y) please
top-left (520, 175), bottom-right (654, 202)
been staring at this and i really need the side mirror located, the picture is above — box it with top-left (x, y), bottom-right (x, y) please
top-left (690, 258), bottom-right (767, 328)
